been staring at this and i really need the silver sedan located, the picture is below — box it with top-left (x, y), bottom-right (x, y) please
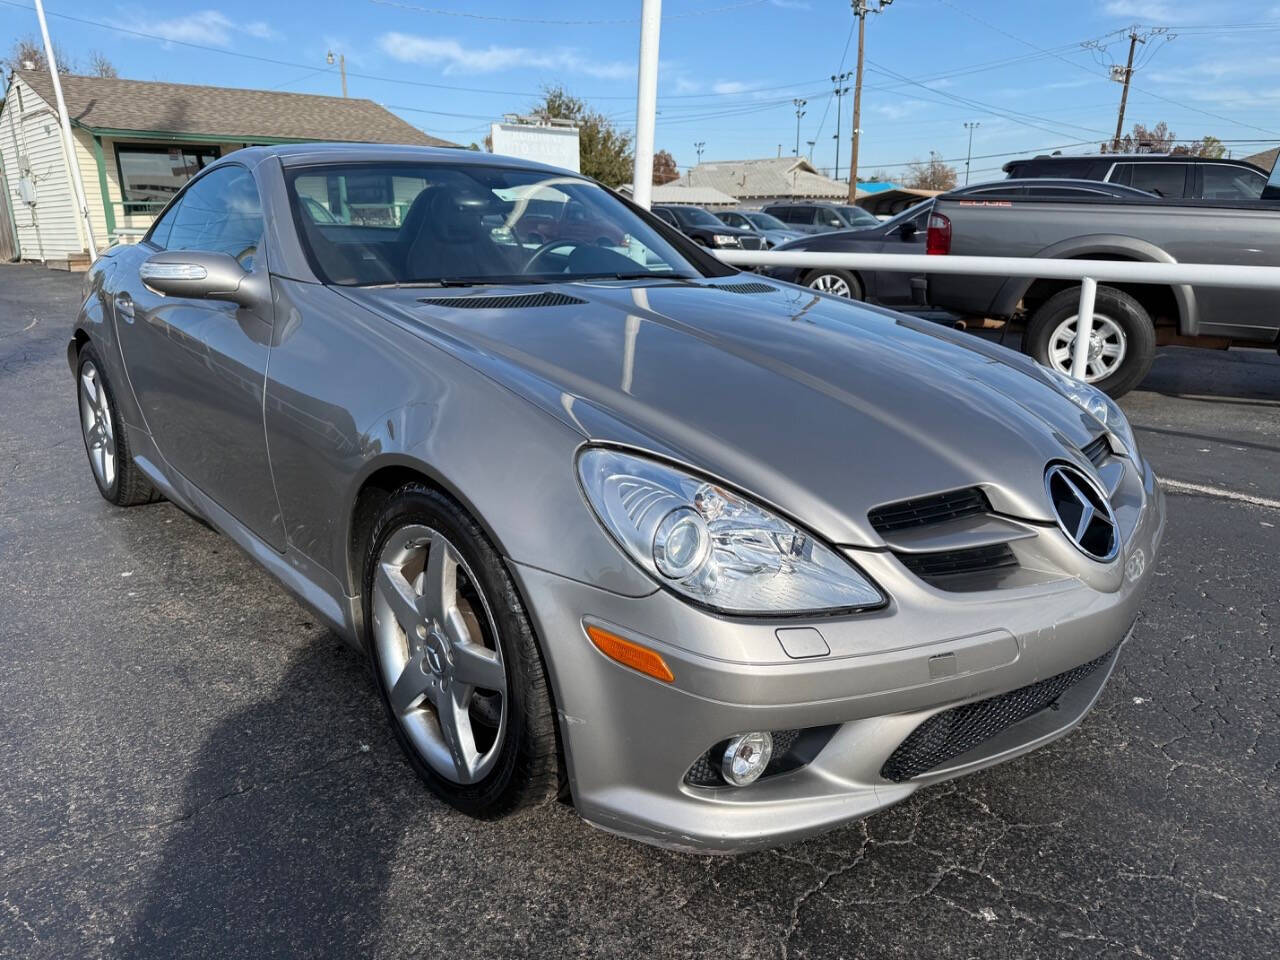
top-left (71, 144), bottom-right (1164, 853)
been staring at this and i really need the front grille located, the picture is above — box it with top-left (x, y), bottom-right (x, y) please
top-left (738, 235), bottom-right (764, 250)
top-left (418, 292), bottom-right (587, 309)
top-left (879, 648), bottom-right (1115, 782)
top-left (899, 543), bottom-right (1017, 580)
top-left (869, 487), bottom-right (991, 534)
top-left (1081, 434), bottom-right (1111, 466)
top-left (711, 281), bottom-right (775, 294)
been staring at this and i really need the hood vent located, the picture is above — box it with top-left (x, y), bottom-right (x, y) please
top-left (868, 487), bottom-right (990, 534)
top-left (418, 292), bottom-right (588, 310)
top-left (710, 281), bottom-right (776, 295)
top-left (1081, 434), bottom-right (1111, 467)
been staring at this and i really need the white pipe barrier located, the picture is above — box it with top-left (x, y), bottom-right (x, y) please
top-left (716, 249), bottom-right (1280, 379)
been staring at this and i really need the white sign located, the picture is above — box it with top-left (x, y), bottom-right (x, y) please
top-left (489, 123), bottom-right (580, 173)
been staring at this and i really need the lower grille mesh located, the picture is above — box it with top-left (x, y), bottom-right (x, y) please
top-left (879, 648), bottom-right (1115, 782)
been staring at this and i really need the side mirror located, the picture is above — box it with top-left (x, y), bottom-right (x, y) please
top-left (898, 222), bottom-right (918, 240)
top-left (140, 250), bottom-right (259, 307)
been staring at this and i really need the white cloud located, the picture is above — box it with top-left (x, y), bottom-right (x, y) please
top-left (1101, 1), bottom-right (1179, 18)
top-left (141, 10), bottom-right (276, 46)
top-left (770, 0), bottom-right (813, 9)
top-left (379, 32), bottom-right (629, 78)
top-left (712, 80), bottom-right (750, 94)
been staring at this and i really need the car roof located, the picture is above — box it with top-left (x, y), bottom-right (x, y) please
top-left (1006, 153), bottom-right (1264, 172)
top-left (227, 142), bottom-right (581, 178)
top-left (952, 178), bottom-right (1157, 197)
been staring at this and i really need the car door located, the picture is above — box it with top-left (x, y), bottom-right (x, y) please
top-left (114, 164), bottom-right (285, 550)
top-left (868, 205), bottom-right (931, 305)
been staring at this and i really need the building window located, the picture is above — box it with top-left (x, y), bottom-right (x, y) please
top-left (115, 144), bottom-right (220, 216)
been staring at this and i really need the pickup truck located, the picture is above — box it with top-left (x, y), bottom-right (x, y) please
top-left (925, 163), bottom-right (1280, 396)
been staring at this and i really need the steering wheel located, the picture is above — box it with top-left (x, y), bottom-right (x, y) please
top-left (522, 239), bottom-right (578, 274)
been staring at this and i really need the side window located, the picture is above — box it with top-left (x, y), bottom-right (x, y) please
top-left (1126, 163), bottom-right (1187, 198)
top-left (146, 198), bottom-right (184, 249)
top-left (655, 209), bottom-right (677, 227)
top-left (819, 208), bottom-right (844, 227)
top-left (1199, 165), bottom-right (1266, 200)
top-left (165, 166), bottom-right (265, 269)
top-left (774, 207), bottom-right (797, 223)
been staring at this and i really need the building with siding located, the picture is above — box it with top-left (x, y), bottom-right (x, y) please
top-left (660, 157), bottom-right (864, 208)
top-left (0, 70), bottom-right (455, 263)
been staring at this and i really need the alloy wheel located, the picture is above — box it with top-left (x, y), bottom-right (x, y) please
top-left (1048, 313), bottom-right (1128, 384)
top-left (78, 361), bottom-right (117, 491)
top-left (371, 524), bottom-right (508, 785)
top-left (809, 273), bottom-right (852, 297)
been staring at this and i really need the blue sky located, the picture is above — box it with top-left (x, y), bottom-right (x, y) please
top-left (3, 0), bottom-right (1279, 181)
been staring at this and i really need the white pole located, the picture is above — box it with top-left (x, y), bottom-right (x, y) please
top-left (1071, 277), bottom-right (1097, 380)
top-left (631, 0), bottom-right (662, 210)
top-left (33, 0), bottom-right (97, 259)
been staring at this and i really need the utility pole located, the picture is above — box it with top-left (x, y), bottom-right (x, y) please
top-left (693, 140), bottom-right (705, 186)
top-left (792, 98), bottom-right (807, 158)
top-left (631, 0), bottom-right (663, 209)
top-left (963, 121), bottom-right (980, 184)
top-left (830, 71), bottom-right (851, 181)
top-left (33, 0), bottom-right (96, 258)
top-left (1111, 31), bottom-right (1140, 151)
top-left (848, 0), bottom-right (894, 203)
top-left (326, 50), bottom-right (348, 97)
top-left (806, 139), bottom-right (816, 161)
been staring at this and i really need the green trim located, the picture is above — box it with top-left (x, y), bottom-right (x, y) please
top-left (90, 134), bottom-right (115, 238)
top-left (72, 121), bottom-right (316, 146)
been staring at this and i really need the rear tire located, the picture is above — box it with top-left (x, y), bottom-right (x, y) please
top-left (363, 482), bottom-right (560, 818)
top-left (1024, 285), bottom-right (1155, 398)
top-left (75, 344), bottom-right (160, 507)
top-left (804, 269), bottom-right (863, 301)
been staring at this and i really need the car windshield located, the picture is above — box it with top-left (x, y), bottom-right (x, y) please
top-left (836, 205), bottom-right (878, 227)
top-left (286, 162), bottom-right (704, 286)
top-left (745, 212), bottom-right (787, 230)
top-left (675, 206), bottom-right (730, 227)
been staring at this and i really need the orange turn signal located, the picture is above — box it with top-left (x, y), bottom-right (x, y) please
top-left (586, 625), bottom-right (675, 683)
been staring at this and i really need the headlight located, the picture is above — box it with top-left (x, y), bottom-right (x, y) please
top-left (711, 234), bottom-right (740, 247)
top-left (1040, 367), bottom-right (1140, 461)
top-left (577, 448), bottom-right (885, 614)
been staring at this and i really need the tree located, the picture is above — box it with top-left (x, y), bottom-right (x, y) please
top-left (530, 86), bottom-right (633, 187)
top-left (1174, 135), bottom-right (1225, 159)
top-left (864, 168), bottom-right (894, 184)
top-left (1104, 121), bottom-right (1175, 154)
top-left (652, 149), bottom-right (679, 185)
top-left (903, 151), bottom-right (957, 191)
top-left (5, 35), bottom-right (74, 74)
top-left (87, 51), bottom-right (118, 78)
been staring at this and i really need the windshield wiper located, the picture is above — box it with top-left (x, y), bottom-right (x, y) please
top-left (573, 272), bottom-right (700, 283)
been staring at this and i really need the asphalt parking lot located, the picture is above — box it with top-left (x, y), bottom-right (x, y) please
top-left (1, 262), bottom-right (1276, 959)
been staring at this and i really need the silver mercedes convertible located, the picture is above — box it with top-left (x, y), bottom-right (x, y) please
top-left (70, 144), bottom-right (1164, 852)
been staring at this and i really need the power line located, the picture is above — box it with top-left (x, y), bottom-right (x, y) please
top-left (367, 0), bottom-right (768, 25)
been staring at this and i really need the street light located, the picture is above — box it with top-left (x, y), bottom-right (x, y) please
top-left (963, 121), bottom-right (981, 184)
top-left (830, 71), bottom-right (851, 181)
top-left (326, 49), bottom-right (348, 98)
top-left (792, 98), bottom-right (807, 158)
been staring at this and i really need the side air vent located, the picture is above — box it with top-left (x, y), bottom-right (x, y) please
top-left (418, 292), bottom-right (588, 310)
top-left (898, 543), bottom-right (1018, 581)
top-left (868, 487), bottom-right (990, 534)
top-left (710, 281), bottom-right (776, 294)
top-left (1081, 434), bottom-right (1111, 467)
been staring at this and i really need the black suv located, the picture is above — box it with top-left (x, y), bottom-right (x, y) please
top-left (650, 204), bottom-right (763, 248)
top-left (761, 201), bottom-right (880, 234)
top-left (1002, 153), bottom-right (1270, 201)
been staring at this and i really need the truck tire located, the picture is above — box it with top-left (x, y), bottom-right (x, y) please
top-left (1024, 285), bottom-right (1156, 398)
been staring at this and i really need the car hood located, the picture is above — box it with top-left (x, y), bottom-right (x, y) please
top-left (344, 279), bottom-right (1105, 546)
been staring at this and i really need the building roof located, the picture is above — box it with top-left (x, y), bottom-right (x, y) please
top-left (666, 157), bottom-right (864, 201)
top-left (1244, 147), bottom-right (1277, 173)
top-left (12, 70), bottom-right (455, 147)
top-left (617, 183), bottom-right (739, 206)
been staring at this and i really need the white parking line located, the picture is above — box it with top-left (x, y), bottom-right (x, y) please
top-left (1162, 478), bottom-right (1280, 510)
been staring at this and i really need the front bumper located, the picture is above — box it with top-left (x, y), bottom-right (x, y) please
top-left (513, 457), bottom-right (1165, 853)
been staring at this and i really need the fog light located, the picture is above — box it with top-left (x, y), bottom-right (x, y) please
top-left (721, 731), bottom-right (774, 786)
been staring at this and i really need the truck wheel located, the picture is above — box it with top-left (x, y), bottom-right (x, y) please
top-left (803, 269), bottom-right (863, 301)
top-left (1024, 285), bottom-right (1155, 398)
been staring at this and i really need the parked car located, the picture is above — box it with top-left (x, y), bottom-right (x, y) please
top-left (762, 181), bottom-right (1155, 304)
top-left (1003, 153), bottom-right (1269, 201)
top-left (71, 143), bottom-right (1163, 853)
top-left (761, 201), bottom-right (880, 234)
top-left (513, 197), bottom-right (625, 247)
top-left (762, 200), bottom-right (932, 303)
top-left (926, 162), bottom-right (1280, 395)
top-left (651, 203), bottom-right (763, 248)
top-left (713, 209), bottom-right (804, 248)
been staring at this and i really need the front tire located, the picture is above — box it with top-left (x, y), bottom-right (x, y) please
top-left (804, 269), bottom-right (863, 300)
top-left (1024, 285), bottom-right (1155, 397)
top-left (363, 482), bottom-right (560, 818)
top-left (76, 344), bottom-right (160, 507)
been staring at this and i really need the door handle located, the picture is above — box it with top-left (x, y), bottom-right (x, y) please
top-left (114, 293), bottom-right (135, 322)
